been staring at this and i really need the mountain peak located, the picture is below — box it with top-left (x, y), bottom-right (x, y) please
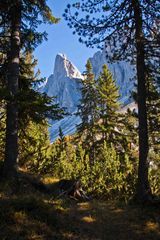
top-left (42, 54), bottom-right (83, 114)
top-left (54, 53), bottom-right (82, 79)
top-left (56, 53), bottom-right (67, 61)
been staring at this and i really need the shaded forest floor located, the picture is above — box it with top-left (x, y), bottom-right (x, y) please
top-left (0, 174), bottom-right (160, 240)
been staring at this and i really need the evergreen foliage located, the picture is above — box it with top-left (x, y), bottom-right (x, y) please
top-left (0, 1), bottom-right (61, 177)
top-left (64, 0), bottom-right (160, 202)
top-left (76, 60), bottom-right (98, 158)
top-left (146, 74), bottom-right (160, 196)
top-left (146, 76), bottom-right (160, 153)
top-left (18, 120), bottom-right (50, 170)
top-left (46, 139), bottom-right (138, 200)
top-left (96, 64), bottom-right (120, 144)
top-left (58, 127), bottom-right (66, 152)
top-left (18, 51), bottom-right (64, 126)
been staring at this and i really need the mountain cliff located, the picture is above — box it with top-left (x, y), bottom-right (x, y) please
top-left (43, 53), bottom-right (82, 113)
top-left (42, 54), bottom-right (82, 141)
top-left (42, 52), bottom-right (135, 141)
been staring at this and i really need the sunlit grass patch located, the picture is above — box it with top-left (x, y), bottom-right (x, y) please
top-left (77, 202), bottom-right (91, 211)
top-left (13, 211), bottom-right (27, 224)
top-left (145, 221), bottom-right (160, 232)
top-left (42, 176), bottom-right (59, 184)
top-left (82, 215), bottom-right (96, 223)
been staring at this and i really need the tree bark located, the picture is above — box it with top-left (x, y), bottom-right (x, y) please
top-left (3, 2), bottom-right (21, 178)
top-left (132, 0), bottom-right (151, 201)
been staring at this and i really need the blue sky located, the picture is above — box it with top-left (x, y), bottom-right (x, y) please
top-left (34, 0), bottom-right (97, 78)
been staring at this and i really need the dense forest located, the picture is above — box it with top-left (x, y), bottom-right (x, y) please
top-left (0, 1), bottom-right (160, 239)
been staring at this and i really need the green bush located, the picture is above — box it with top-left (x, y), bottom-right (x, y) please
top-left (149, 150), bottom-right (160, 196)
top-left (53, 141), bottom-right (138, 200)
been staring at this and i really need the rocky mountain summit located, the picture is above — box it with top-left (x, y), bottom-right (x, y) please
top-left (43, 53), bottom-right (82, 113)
top-left (42, 52), bottom-right (136, 141)
top-left (42, 54), bottom-right (82, 140)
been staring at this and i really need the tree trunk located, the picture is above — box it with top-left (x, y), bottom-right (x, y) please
top-left (132, 0), bottom-right (151, 202)
top-left (3, 2), bottom-right (21, 178)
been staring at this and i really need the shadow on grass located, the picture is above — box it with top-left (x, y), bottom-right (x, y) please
top-left (0, 173), bottom-right (160, 240)
top-left (0, 194), bottom-right (160, 240)
top-left (0, 196), bottom-right (59, 240)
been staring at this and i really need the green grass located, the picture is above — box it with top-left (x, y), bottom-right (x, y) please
top-left (0, 175), bottom-right (160, 240)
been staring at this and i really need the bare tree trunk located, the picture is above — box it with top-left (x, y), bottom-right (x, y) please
top-left (3, 2), bottom-right (21, 178)
top-left (132, 0), bottom-right (151, 202)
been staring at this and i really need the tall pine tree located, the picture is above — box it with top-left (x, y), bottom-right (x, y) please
top-left (96, 64), bottom-right (120, 144)
top-left (77, 60), bottom-right (98, 159)
top-left (0, 0), bottom-right (59, 178)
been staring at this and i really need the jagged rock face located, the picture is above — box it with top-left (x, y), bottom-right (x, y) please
top-left (43, 52), bottom-right (136, 141)
top-left (90, 49), bottom-right (135, 104)
top-left (42, 54), bottom-right (83, 141)
top-left (43, 54), bottom-right (82, 113)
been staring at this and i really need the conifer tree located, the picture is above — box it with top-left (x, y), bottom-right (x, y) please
top-left (77, 60), bottom-right (98, 158)
top-left (18, 120), bottom-right (50, 171)
top-left (18, 51), bottom-right (63, 127)
top-left (58, 127), bottom-right (66, 152)
top-left (146, 76), bottom-right (160, 153)
top-left (122, 108), bottom-right (138, 154)
top-left (64, 0), bottom-right (160, 201)
top-left (59, 127), bottom-right (65, 141)
top-left (17, 51), bottom-right (63, 170)
top-left (0, 0), bottom-right (59, 178)
top-left (97, 64), bottom-right (120, 144)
